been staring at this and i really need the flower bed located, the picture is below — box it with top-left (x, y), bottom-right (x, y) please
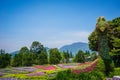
top-left (15, 67), bottom-right (36, 72)
top-left (27, 72), bottom-right (45, 76)
top-left (0, 73), bottom-right (4, 77)
top-left (44, 66), bottom-right (56, 70)
top-left (34, 65), bottom-right (56, 70)
top-left (34, 66), bottom-right (44, 69)
top-left (58, 64), bottom-right (76, 69)
top-left (72, 59), bottom-right (98, 74)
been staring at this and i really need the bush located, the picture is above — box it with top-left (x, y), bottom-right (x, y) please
top-left (109, 68), bottom-right (120, 78)
top-left (94, 58), bottom-right (105, 73)
top-left (54, 68), bottom-right (105, 80)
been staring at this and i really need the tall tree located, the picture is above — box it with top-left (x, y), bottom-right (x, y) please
top-left (63, 50), bottom-right (70, 63)
top-left (95, 17), bottom-right (113, 75)
top-left (49, 48), bottom-right (62, 64)
top-left (30, 41), bottom-right (48, 64)
top-left (0, 49), bottom-right (11, 68)
top-left (75, 50), bottom-right (85, 63)
top-left (30, 41), bottom-right (44, 54)
top-left (12, 46), bottom-right (33, 66)
top-left (37, 49), bottom-right (48, 65)
top-left (91, 52), bottom-right (97, 61)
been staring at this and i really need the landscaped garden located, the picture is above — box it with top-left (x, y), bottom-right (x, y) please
top-left (0, 16), bottom-right (120, 80)
top-left (0, 59), bottom-right (98, 80)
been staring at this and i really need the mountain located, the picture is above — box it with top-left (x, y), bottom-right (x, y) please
top-left (10, 51), bottom-right (19, 56)
top-left (59, 42), bottom-right (91, 55)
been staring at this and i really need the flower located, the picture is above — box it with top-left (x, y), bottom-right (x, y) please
top-left (27, 72), bottom-right (45, 76)
top-left (44, 66), bottom-right (56, 70)
top-left (16, 67), bottom-right (36, 72)
top-left (34, 65), bottom-right (56, 70)
top-left (0, 73), bottom-right (4, 76)
top-left (58, 64), bottom-right (75, 69)
top-left (34, 66), bottom-right (44, 69)
top-left (72, 60), bottom-right (98, 74)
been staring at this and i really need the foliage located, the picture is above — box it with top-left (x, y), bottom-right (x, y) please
top-left (75, 50), bottom-right (85, 63)
top-left (0, 49), bottom-right (11, 68)
top-left (88, 31), bottom-right (98, 51)
top-left (37, 50), bottom-right (48, 65)
top-left (54, 68), bottom-right (105, 80)
top-left (84, 50), bottom-right (91, 61)
top-left (94, 58), bottom-right (105, 73)
top-left (109, 68), bottom-right (120, 77)
top-left (49, 48), bottom-right (62, 64)
top-left (12, 46), bottom-right (33, 67)
top-left (63, 50), bottom-right (70, 63)
top-left (89, 17), bottom-right (114, 76)
top-left (91, 52), bottom-right (97, 61)
top-left (30, 41), bottom-right (44, 54)
top-left (88, 16), bottom-right (120, 68)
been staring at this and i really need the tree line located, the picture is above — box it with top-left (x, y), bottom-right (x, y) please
top-left (0, 41), bottom-right (97, 68)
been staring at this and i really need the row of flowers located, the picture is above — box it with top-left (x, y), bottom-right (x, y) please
top-left (57, 64), bottom-right (76, 69)
top-left (27, 72), bottom-right (45, 76)
top-left (15, 67), bottom-right (36, 72)
top-left (72, 59), bottom-right (98, 74)
top-left (34, 65), bottom-right (56, 70)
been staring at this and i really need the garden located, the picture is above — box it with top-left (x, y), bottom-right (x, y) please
top-left (0, 59), bottom-right (98, 80)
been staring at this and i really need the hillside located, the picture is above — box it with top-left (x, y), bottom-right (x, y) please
top-left (59, 42), bottom-right (91, 55)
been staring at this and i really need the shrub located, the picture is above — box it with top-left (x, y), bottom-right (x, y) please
top-left (109, 68), bottom-right (120, 77)
top-left (54, 68), bottom-right (105, 80)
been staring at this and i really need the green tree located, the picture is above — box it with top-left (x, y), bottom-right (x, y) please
top-left (91, 52), bottom-right (97, 61)
top-left (63, 50), bottom-right (70, 63)
top-left (88, 31), bottom-right (98, 51)
top-left (37, 50), bottom-right (48, 65)
top-left (30, 41), bottom-right (44, 54)
top-left (75, 50), bottom-right (85, 63)
top-left (30, 41), bottom-right (48, 64)
top-left (12, 46), bottom-right (33, 66)
top-left (49, 48), bottom-right (62, 64)
top-left (84, 50), bottom-right (91, 61)
top-left (95, 17), bottom-right (112, 75)
top-left (69, 51), bottom-right (73, 58)
top-left (0, 49), bottom-right (11, 68)
top-left (11, 54), bottom-right (21, 67)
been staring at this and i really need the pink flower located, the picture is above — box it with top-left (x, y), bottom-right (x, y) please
top-left (72, 60), bottom-right (98, 74)
top-left (44, 66), bottom-right (56, 70)
top-left (34, 66), bottom-right (44, 69)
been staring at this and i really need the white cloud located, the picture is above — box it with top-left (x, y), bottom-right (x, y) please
top-left (42, 31), bottom-right (91, 48)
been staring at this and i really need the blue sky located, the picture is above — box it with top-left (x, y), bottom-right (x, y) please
top-left (0, 0), bottom-right (120, 52)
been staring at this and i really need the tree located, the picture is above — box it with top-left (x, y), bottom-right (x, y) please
top-left (63, 50), bottom-right (70, 63)
top-left (95, 17), bottom-right (112, 75)
top-left (30, 41), bottom-right (44, 54)
top-left (11, 54), bottom-right (21, 67)
top-left (91, 52), bottom-right (97, 61)
top-left (69, 51), bottom-right (73, 58)
top-left (12, 46), bottom-right (33, 66)
top-left (109, 17), bottom-right (120, 67)
top-left (49, 48), bottom-right (62, 64)
top-left (75, 50), bottom-right (85, 63)
top-left (0, 49), bottom-right (11, 68)
top-left (37, 50), bottom-right (48, 65)
top-left (88, 31), bottom-right (98, 51)
top-left (30, 41), bottom-right (48, 64)
top-left (84, 50), bottom-right (91, 61)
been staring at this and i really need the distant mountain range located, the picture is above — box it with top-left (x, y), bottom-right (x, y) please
top-left (10, 42), bottom-right (91, 56)
top-left (59, 42), bottom-right (91, 56)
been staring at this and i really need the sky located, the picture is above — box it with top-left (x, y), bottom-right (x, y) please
top-left (0, 0), bottom-right (120, 53)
